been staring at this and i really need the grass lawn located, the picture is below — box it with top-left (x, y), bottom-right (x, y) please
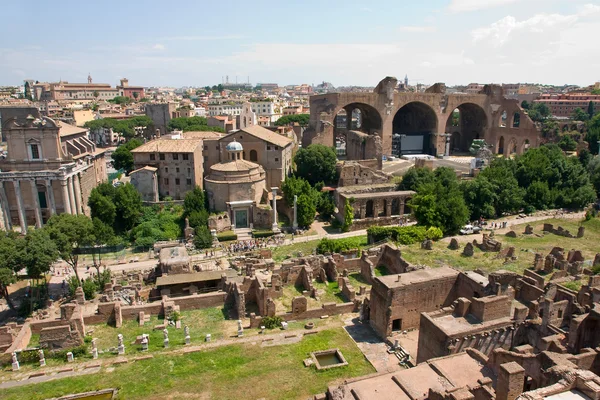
top-left (87, 307), bottom-right (232, 354)
top-left (313, 281), bottom-right (347, 303)
top-left (271, 239), bottom-right (321, 262)
top-left (0, 328), bottom-right (375, 400)
top-left (398, 218), bottom-right (597, 275)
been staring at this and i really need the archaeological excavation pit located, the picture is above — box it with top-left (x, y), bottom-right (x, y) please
top-left (311, 349), bottom-right (348, 370)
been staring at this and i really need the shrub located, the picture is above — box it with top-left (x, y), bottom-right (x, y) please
top-left (216, 231), bottom-right (238, 242)
top-left (425, 227), bottom-right (443, 241)
top-left (262, 316), bottom-right (283, 329)
top-left (194, 226), bottom-right (213, 249)
top-left (316, 237), bottom-right (364, 254)
top-left (253, 230), bottom-right (275, 238)
top-left (50, 344), bottom-right (88, 359)
top-left (82, 278), bottom-right (98, 300)
top-left (367, 226), bottom-right (429, 245)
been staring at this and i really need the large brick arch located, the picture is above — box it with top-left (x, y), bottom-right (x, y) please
top-left (444, 102), bottom-right (489, 153)
top-left (305, 77), bottom-right (541, 160)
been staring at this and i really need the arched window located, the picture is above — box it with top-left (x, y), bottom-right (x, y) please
top-left (512, 113), bottom-right (520, 128)
top-left (249, 149), bottom-right (258, 162)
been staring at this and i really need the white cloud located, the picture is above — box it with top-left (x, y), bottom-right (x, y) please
top-left (152, 44), bottom-right (165, 50)
top-left (399, 26), bottom-right (436, 33)
top-left (448, 0), bottom-right (529, 13)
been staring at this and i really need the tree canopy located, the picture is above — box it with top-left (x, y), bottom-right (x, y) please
top-left (572, 108), bottom-right (589, 122)
top-left (167, 116), bottom-right (224, 133)
top-left (294, 144), bottom-right (338, 185)
top-left (274, 114), bottom-right (309, 126)
top-left (112, 138), bottom-right (143, 173)
top-left (84, 116), bottom-right (154, 139)
top-left (527, 103), bottom-right (551, 122)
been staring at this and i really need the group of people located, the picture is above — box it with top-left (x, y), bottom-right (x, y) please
top-left (475, 219), bottom-right (509, 230)
top-left (226, 235), bottom-right (286, 254)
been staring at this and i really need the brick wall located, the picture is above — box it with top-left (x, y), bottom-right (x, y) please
top-left (4, 322), bottom-right (31, 354)
top-left (417, 312), bottom-right (449, 363)
top-left (470, 296), bottom-right (511, 322)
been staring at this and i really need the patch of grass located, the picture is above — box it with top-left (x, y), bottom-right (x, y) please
top-left (271, 239), bottom-right (321, 262)
top-left (347, 273), bottom-right (371, 289)
top-left (86, 307), bottom-right (229, 354)
top-left (313, 281), bottom-right (346, 303)
top-left (0, 328), bottom-right (375, 400)
top-left (561, 280), bottom-right (584, 292)
top-left (397, 218), bottom-right (598, 275)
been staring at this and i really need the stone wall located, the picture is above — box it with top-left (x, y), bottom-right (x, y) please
top-left (470, 296), bottom-right (511, 322)
top-left (208, 213), bottom-right (231, 233)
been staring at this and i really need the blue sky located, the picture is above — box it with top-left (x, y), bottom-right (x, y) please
top-left (1, 0), bottom-right (599, 87)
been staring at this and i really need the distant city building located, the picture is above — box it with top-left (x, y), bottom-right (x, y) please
top-left (534, 93), bottom-right (600, 118)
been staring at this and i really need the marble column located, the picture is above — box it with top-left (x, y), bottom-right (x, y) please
top-left (29, 180), bottom-right (43, 229)
top-left (73, 174), bottom-right (82, 215)
top-left (292, 195), bottom-right (298, 231)
top-left (271, 187), bottom-right (280, 232)
top-left (45, 180), bottom-right (56, 215)
top-left (0, 182), bottom-right (12, 230)
top-left (61, 179), bottom-right (72, 214)
top-left (386, 200), bottom-right (392, 217)
top-left (67, 176), bottom-right (77, 215)
top-left (359, 204), bottom-right (366, 219)
top-left (399, 200), bottom-right (405, 216)
top-left (12, 180), bottom-right (27, 234)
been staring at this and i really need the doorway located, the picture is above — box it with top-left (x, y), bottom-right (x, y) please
top-left (234, 209), bottom-right (248, 228)
top-left (392, 318), bottom-right (402, 332)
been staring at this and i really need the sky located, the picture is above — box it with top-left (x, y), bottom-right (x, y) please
top-left (1, 0), bottom-right (599, 88)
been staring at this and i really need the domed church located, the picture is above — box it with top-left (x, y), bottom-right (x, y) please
top-left (204, 140), bottom-right (272, 229)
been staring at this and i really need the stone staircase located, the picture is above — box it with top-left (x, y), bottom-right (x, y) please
top-left (235, 228), bottom-right (252, 241)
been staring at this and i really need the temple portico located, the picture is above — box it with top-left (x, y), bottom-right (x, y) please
top-left (0, 164), bottom-right (90, 233)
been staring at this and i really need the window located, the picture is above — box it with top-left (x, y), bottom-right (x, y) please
top-left (216, 146), bottom-right (219, 150)
top-left (159, 153), bottom-right (165, 160)
top-left (176, 168), bottom-right (179, 173)
top-left (175, 178), bottom-right (180, 185)
top-left (274, 146), bottom-right (279, 150)
top-left (275, 158), bottom-right (279, 162)
top-left (186, 179), bottom-right (192, 185)
top-left (164, 178), bottom-right (169, 185)
top-left (173, 153), bottom-right (178, 160)
top-left (187, 168), bottom-right (191, 174)
top-left (267, 145), bottom-right (271, 150)
top-left (30, 144), bottom-right (40, 159)
top-left (150, 154), bottom-right (155, 161)
top-left (165, 167), bottom-right (168, 173)
top-left (183, 153), bottom-right (189, 160)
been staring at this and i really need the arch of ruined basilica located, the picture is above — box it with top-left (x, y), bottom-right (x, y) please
top-left (303, 77), bottom-right (541, 161)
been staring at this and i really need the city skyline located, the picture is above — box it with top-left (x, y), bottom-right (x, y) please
top-left (1, 0), bottom-right (600, 87)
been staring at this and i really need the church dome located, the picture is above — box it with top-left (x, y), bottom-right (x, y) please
top-left (226, 140), bottom-right (243, 152)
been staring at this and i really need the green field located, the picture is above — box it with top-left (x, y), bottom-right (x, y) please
top-left (0, 328), bottom-right (375, 400)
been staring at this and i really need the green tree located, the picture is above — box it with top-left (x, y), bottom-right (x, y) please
top-left (461, 176), bottom-right (497, 220)
top-left (109, 96), bottom-right (133, 105)
top-left (188, 210), bottom-right (209, 230)
top-left (88, 183), bottom-right (117, 226)
top-left (528, 102), bottom-right (551, 122)
top-left (342, 198), bottom-right (354, 232)
top-left (588, 101), bottom-right (596, 119)
top-left (579, 148), bottom-right (592, 168)
top-left (525, 181), bottom-right (552, 211)
top-left (193, 226), bottom-right (213, 249)
top-left (558, 135), bottom-right (578, 151)
top-left (541, 120), bottom-right (560, 139)
top-left (588, 156), bottom-right (600, 196)
top-left (521, 100), bottom-right (530, 110)
top-left (317, 192), bottom-right (335, 220)
top-left (274, 114), bottom-right (310, 126)
top-left (112, 138), bottom-right (143, 173)
top-left (397, 167), bottom-right (435, 191)
top-left (45, 214), bottom-right (95, 281)
top-left (294, 144), bottom-right (338, 185)
top-left (281, 176), bottom-right (315, 206)
top-left (133, 92), bottom-right (139, 100)
top-left (0, 231), bottom-right (22, 309)
top-left (22, 229), bottom-right (58, 280)
top-left (572, 108), bottom-right (589, 122)
top-left (409, 168), bottom-right (469, 235)
top-left (114, 183), bottom-right (142, 232)
top-left (479, 158), bottom-right (524, 216)
top-left (183, 187), bottom-right (207, 215)
top-left (296, 194), bottom-right (317, 228)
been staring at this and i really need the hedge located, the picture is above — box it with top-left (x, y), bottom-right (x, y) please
top-left (316, 237), bottom-right (365, 254)
top-left (217, 231), bottom-right (238, 241)
top-left (252, 230), bottom-right (275, 238)
top-left (367, 225), bottom-right (444, 245)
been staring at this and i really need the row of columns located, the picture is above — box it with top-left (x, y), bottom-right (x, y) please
top-left (0, 173), bottom-right (83, 234)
